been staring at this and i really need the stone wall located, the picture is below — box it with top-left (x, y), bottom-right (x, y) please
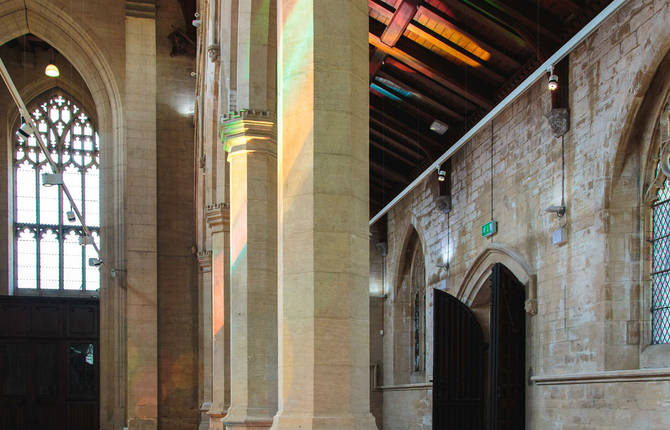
top-left (156, 0), bottom-right (198, 429)
top-left (374, 1), bottom-right (670, 428)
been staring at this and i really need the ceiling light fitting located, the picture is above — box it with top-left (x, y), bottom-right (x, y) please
top-left (430, 119), bottom-right (449, 135)
top-left (45, 48), bottom-right (59, 78)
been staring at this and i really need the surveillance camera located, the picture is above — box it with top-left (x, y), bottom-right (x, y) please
top-left (88, 258), bottom-right (102, 267)
top-left (66, 210), bottom-right (75, 222)
top-left (192, 19), bottom-right (201, 28)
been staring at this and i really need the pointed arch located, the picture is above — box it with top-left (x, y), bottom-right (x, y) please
top-left (0, 3), bottom-right (126, 429)
top-left (456, 243), bottom-right (537, 315)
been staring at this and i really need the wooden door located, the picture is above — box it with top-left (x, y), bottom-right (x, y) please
top-left (488, 263), bottom-right (526, 430)
top-left (0, 296), bottom-right (99, 430)
top-left (433, 289), bottom-right (485, 429)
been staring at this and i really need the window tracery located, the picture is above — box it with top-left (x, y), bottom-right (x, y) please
top-left (13, 92), bottom-right (100, 291)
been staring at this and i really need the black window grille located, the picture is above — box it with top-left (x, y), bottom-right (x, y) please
top-left (13, 92), bottom-right (100, 291)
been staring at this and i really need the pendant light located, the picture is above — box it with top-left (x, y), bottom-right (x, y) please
top-left (45, 48), bottom-right (59, 78)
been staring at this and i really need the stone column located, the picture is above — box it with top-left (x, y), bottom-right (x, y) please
top-left (125, 2), bottom-right (158, 429)
top-left (207, 203), bottom-right (232, 430)
top-left (221, 111), bottom-right (277, 430)
top-left (198, 250), bottom-right (214, 430)
top-left (272, 0), bottom-right (376, 428)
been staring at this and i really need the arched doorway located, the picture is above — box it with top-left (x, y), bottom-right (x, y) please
top-left (433, 263), bottom-right (526, 429)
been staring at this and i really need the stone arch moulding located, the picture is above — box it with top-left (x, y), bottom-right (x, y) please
top-left (392, 216), bottom-right (429, 298)
top-left (456, 243), bottom-right (537, 316)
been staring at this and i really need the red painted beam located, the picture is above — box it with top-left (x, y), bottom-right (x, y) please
top-left (379, 0), bottom-right (421, 47)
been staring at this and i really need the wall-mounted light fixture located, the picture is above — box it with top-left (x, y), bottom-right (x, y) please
top-left (42, 172), bottom-right (63, 187)
top-left (79, 235), bottom-right (94, 246)
top-left (547, 65), bottom-right (558, 91)
top-left (436, 166), bottom-right (446, 182)
top-left (192, 12), bottom-right (201, 28)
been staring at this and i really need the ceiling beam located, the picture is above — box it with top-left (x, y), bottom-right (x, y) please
top-left (369, 29), bottom-right (494, 109)
top-left (370, 124), bottom-right (428, 159)
top-left (476, 0), bottom-right (563, 45)
top-left (379, 0), bottom-right (421, 46)
top-left (371, 161), bottom-right (411, 184)
top-left (370, 114), bottom-right (441, 158)
top-left (417, 3), bottom-right (522, 70)
top-left (370, 139), bottom-right (418, 166)
top-left (369, 0), bottom-right (507, 81)
top-left (373, 72), bottom-right (465, 122)
top-left (382, 57), bottom-right (477, 112)
top-left (370, 88), bottom-right (441, 126)
top-left (370, 102), bottom-right (446, 150)
top-left (424, 0), bottom-right (528, 49)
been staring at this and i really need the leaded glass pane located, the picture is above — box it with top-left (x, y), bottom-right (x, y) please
top-left (15, 161), bottom-right (36, 224)
top-left (63, 231), bottom-right (83, 290)
top-left (16, 229), bottom-right (36, 289)
top-left (40, 229), bottom-right (59, 290)
top-left (652, 177), bottom-right (670, 344)
top-left (13, 92), bottom-right (100, 292)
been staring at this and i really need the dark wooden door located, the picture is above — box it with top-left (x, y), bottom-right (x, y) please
top-left (0, 296), bottom-right (99, 430)
top-left (433, 289), bottom-right (485, 430)
top-left (489, 263), bottom-right (526, 430)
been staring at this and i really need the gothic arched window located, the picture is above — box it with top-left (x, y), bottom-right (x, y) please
top-left (13, 92), bottom-right (100, 291)
top-left (411, 246), bottom-right (426, 372)
top-left (651, 169), bottom-right (670, 344)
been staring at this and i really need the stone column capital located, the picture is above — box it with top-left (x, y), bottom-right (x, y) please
top-left (206, 202), bottom-right (230, 233)
top-left (219, 110), bottom-right (276, 158)
top-left (198, 250), bottom-right (213, 273)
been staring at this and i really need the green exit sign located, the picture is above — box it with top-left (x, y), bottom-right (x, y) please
top-left (481, 220), bottom-right (498, 238)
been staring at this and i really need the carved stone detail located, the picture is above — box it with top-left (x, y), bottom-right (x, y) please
top-left (206, 202), bottom-right (230, 232)
top-left (126, 0), bottom-right (156, 18)
top-left (207, 44), bottom-right (220, 63)
top-left (644, 112), bottom-right (670, 205)
top-left (198, 250), bottom-right (212, 272)
top-left (545, 108), bottom-right (570, 138)
top-left (524, 298), bottom-right (538, 316)
top-left (219, 110), bottom-right (276, 156)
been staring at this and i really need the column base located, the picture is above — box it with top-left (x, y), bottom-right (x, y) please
top-left (270, 412), bottom-right (378, 430)
top-left (199, 402), bottom-right (212, 430)
top-left (223, 406), bottom-right (274, 430)
top-left (208, 409), bottom-right (227, 430)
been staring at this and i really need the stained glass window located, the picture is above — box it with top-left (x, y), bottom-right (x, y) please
top-left (13, 92), bottom-right (100, 291)
top-left (652, 172), bottom-right (670, 344)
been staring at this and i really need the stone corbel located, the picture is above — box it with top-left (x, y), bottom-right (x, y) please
top-left (207, 44), bottom-right (220, 63)
top-left (206, 202), bottom-right (230, 233)
top-left (545, 108), bottom-right (570, 138)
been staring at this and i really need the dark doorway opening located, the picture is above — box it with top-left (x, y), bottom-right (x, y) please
top-left (0, 296), bottom-right (99, 430)
top-left (433, 263), bottom-right (526, 430)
